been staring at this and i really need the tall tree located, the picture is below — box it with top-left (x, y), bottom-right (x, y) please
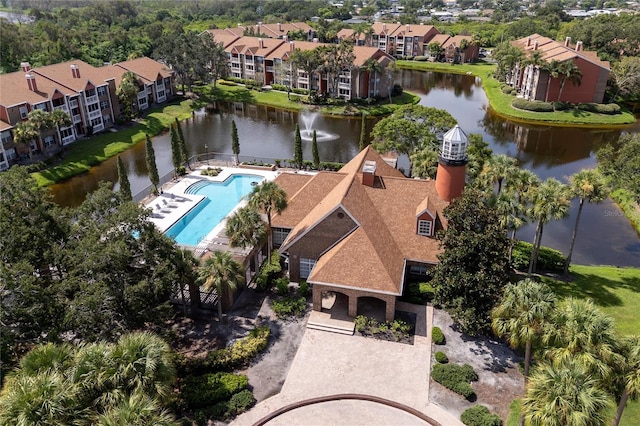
top-left (288, 47), bottom-right (322, 94)
top-left (145, 134), bottom-right (160, 195)
top-left (13, 120), bottom-right (39, 161)
top-left (358, 113), bottom-right (368, 151)
top-left (117, 156), bottom-right (132, 202)
top-left (477, 154), bottom-right (519, 195)
top-left (527, 178), bottom-right (571, 275)
top-left (169, 124), bottom-right (182, 177)
top-left (492, 279), bottom-right (556, 382)
top-left (362, 57), bottom-right (382, 97)
top-left (612, 336), bottom-right (640, 426)
top-left (248, 181), bottom-right (288, 261)
top-left (174, 118), bottom-right (189, 170)
top-left (200, 32), bottom-right (228, 88)
top-left (231, 119), bottom-right (240, 165)
top-left (432, 189), bottom-right (511, 335)
top-left (556, 60), bottom-right (583, 102)
top-left (311, 129), bottom-right (319, 168)
top-left (611, 56), bottom-right (640, 100)
top-left (294, 123), bottom-right (303, 168)
top-left (544, 59), bottom-right (561, 102)
top-left (522, 359), bottom-right (613, 426)
top-left (197, 251), bottom-right (244, 321)
top-left (225, 205), bottom-right (267, 250)
top-left (116, 70), bottom-right (140, 120)
top-left (564, 169), bottom-right (609, 275)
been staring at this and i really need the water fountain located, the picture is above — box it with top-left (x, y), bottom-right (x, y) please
top-left (299, 110), bottom-right (339, 142)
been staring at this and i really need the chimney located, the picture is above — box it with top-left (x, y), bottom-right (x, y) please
top-left (26, 73), bottom-right (38, 92)
top-left (576, 41), bottom-right (583, 51)
top-left (289, 41), bottom-right (295, 52)
top-left (71, 64), bottom-right (80, 78)
top-left (406, 24), bottom-right (411, 32)
top-left (526, 36), bottom-right (531, 47)
top-left (278, 22), bottom-right (282, 32)
top-left (258, 38), bottom-right (264, 49)
top-left (257, 22), bottom-right (261, 34)
top-left (362, 160), bottom-right (377, 187)
top-left (565, 36), bottom-right (571, 47)
top-left (20, 62), bottom-right (31, 72)
top-left (382, 23), bottom-right (386, 31)
top-left (533, 41), bottom-right (539, 50)
top-left (283, 35), bottom-right (288, 42)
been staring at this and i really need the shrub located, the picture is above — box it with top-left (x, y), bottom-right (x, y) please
top-left (298, 280), bottom-right (310, 297)
top-left (431, 363), bottom-right (478, 400)
top-left (435, 351), bottom-right (449, 364)
top-left (511, 241), bottom-right (565, 272)
top-left (511, 98), bottom-right (554, 112)
top-left (201, 167), bottom-right (222, 176)
top-left (194, 403), bottom-right (228, 425)
top-left (392, 84), bottom-right (403, 96)
top-left (432, 326), bottom-right (445, 345)
top-left (354, 315), bottom-right (368, 332)
top-left (255, 251), bottom-right (282, 291)
top-left (176, 165), bottom-right (187, 175)
top-left (578, 102), bottom-right (621, 114)
top-left (292, 88), bottom-right (309, 95)
top-left (271, 296), bottom-right (307, 319)
top-left (271, 84), bottom-right (287, 92)
top-left (218, 79), bottom-right (237, 86)
top-left (226, 389), bottom-right (256, 417)
top-left (461, 405), bottom-right (502, 426)
top-left (500, 85), bottom-right (513, 94)
top-left (206, 326), bottom-right (270, 371)
top-left (274, 277), bottom-right (290, 295)
top-left (181, 372), bottom-right (249, 408)
top-left (552, 101), bottom-right (570, 111)
top-left (415, 56), bottom-right (429, 61)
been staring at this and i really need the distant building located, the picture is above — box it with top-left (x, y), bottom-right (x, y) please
top-left (509, 34), bottom-right (610, 103)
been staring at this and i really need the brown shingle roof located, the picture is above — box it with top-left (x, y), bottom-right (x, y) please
top-left (512, 34), bottom-right (609, 70)
top-left (31, 60), bottom-right (105, 92)
top-left (114, 57), bottom-right (173, 84)
top-left (202, 30), bottom-right (243, 48)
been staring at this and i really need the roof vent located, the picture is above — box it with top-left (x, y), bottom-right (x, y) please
top-left (362, 160), bottom-right (377, 187)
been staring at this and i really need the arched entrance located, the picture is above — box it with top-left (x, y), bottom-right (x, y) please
top-left (357, 296), bottom-right (387, 322)
top-left (321, 290), bottom-right (349, 318)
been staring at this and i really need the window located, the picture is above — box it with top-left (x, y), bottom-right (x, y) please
top-left (100, 101), bottom-right (109, 110)
top-left (1, 132), bottom-right (11, 145)
top-left (90, 118), bottom-right (102, 127)
top-left (273, 228), bottom-right (290, 246)
top-left (6, 149), bottom-right (16, 160)
top-left (138, 97), bottom-right (148, 107)
top-left (44, 135), bottom-right (55, 147)
top-left (35, 103), bottom-right (47, 111)
top-left (299, 258), bottom-right (316, 279)
top-left (85, 88), bottom-right (96, 97)
top-left (60, 128), bottom-right (73, 138)
top-left (418, 220), bottom-right (432, 236)
top-left (409, 264), bottom-right (429, 276)
top-left (87, 103), bottom-right (99, 112)
top-left (103, 114), bottom-right (112, 124)
top-left (19, 106), bottom-right (28, 119)
top-left (97, 86), bottom-right (107, 96)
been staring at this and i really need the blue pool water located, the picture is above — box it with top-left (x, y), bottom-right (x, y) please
top-left (166, 174), bottom-right (263, 246)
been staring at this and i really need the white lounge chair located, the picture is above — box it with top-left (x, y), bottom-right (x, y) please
top-left (162, 199), bottom-right (178, 208)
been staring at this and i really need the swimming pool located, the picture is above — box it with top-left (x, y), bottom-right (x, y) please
top-left (165, 174), bottom-right (264, 246)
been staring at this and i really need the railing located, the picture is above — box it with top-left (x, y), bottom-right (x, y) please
top-left (92, 123), bottom-right (104, 132)
top-left (54, 105), bottom-right (68, 112)
top-left (85, 95), bottom-right (98, 104)
top-left (72, 115), bottom-right (82, 124)
top-left (88, 110), bottom-right (101, 119)
top-left (69, 99), bottom-right (78, 108)
top-left (62, 135), bottom-right (75, 145)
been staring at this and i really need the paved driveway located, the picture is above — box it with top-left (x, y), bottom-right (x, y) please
top-left (232, 303), bottom-right (462, 426)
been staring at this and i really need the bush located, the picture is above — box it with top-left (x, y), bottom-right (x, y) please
top-left (511, 98), bottom-right (554, 112)
top-left (432, 326), bottom-right (445, 345)
top-left (501, 85), bottom-right (513, 94)
top-left (415, 56), bottom-right (429, 61)
top-left (406, 281), bottom-right (435, 304)
top-left (201, 167), bottom-right (222, 176)
top-left (298, 280), bottom-right (310, 297)
top-left (271, 296), bottom-right (307, 319)
top-left (552, 101), bottom-right (570, 111)
top-left (194, 403), bottom-right (227, 425)
top-left (255, 251), bottom-right (282, 291)
top-left (578, 102), bottom-right (621, 114)
top-left (354, 315), bottom-right (368, 332)
top-left (431, 363), bottom-right (478, 400)
top-left (274, 277), bottom-right (290, 295)
top-left (392, 84), bottom-right (403, 96)
top-left (218, 79), bottom-right (237, 86)
top-left (355, 315), bottom-right (413, 341)
top-left (176, 165), bottom-right (187, 175)
top-left (511, 241), bottom-right (565, 272)
top-left (207, 326), bottom-right (270, 371)
top-left (181, 372), bottom-right (249, 409)
top-left (435, 351), bottom-right (449, 364)
top-left (226, 389), bottom-right (256, 417)
top-left (461, 405), bottom-right (502, 426)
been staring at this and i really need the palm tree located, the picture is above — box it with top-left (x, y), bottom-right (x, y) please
top-left (18, 342), bottom-right (74, 376)
top-left (492, 279), bottom-right (556, 382)
top-left (70, 342), bottom-right (113, 408)
top-left (522, 358), bottom-right (613, 426)
top-left (172, 248), bottom-right (200, 316)
top-left (13, 120), bottom-right (39, 160)
top-left (362, 57), bottom-right (382, 98)
top-left (198, 251), bottom-right (244, 321)
top-left (564, 169), bottom-right (609, 275)
top-left (505, 168), bottom-right (539, 241)
top-left (225, 205), bottom-right (268, 250)
top-left (544, 298), bottom-right (621, 384)
top-left (96, 391), bottom-right (177, 426)
top-left (478, 154), bottom-right (518, 194)
top-left (612, 336), bottom-right (640, 426)
top-left (522, 50), bottom-right (546, 99)
top-left (557, 60), bottom-right (583, 102)
top-left (527, 178), bottom-right (571, 275)
top-left (544, 59), bottom-right (561, 102)
top-left (49, 109), bottom-right (72, 145)
top-left (248, 181), bottom-right (288, 261)
top-left (106, 332), bottom-right (176, 403)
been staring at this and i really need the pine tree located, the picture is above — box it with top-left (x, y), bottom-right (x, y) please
top-left (117, 156), bottom-right (132, 201)
top-left (311, 130), bottom-right (319, 169)
top-left (359, 113), bottom-right (368, 150)
top-left (170, 124), bottom-right (182, 177)
top-left (231, 120), bottom-right (240, 165)
top-left (294, 123), bottom-right (303, 168)
top-left (175, 118), bottom-right (190, 170)
top-left (145, 134), bottom-right (160, 194)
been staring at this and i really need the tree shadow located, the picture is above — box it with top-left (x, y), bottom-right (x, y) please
top-left (458, 331), bottom-right (521, 374)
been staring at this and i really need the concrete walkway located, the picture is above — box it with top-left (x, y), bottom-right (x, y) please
top-left (232, 303), bottom-right (462, 426)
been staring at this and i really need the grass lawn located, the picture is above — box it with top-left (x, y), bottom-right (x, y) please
top-left (32, 99), bottom-right (197, 186)
top-left (508, 264), bottom-right (640, 425)
top-left (204, 82), bottom-right (420, 117)
top-left (395, 60), bottom-right (637, 127)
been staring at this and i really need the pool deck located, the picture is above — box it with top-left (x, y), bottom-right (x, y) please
top-left (144, 166), bottom-right (280, 257)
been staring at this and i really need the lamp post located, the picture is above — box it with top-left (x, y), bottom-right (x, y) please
top-left (204, 144), bottom-right (208, 165)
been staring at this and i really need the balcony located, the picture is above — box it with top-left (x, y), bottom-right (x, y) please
top-left (72, 114), bottom-right (82, 124)
top-left (54, 105), bottom-right (68, 112)
top-left (69, 99), bottom-right (78, 108)
top-left (88, 110), bottom-right (101, 119)
top-left (338, 82), bottom-right (350, 90)
top-left (85, 95), bottom-right (98, 104)
top-left (266, 66), bottom-right (274, 72)
top-left (62, 135), bottom-right (76, 145)
top-left (92, 123), bottom-right (104, 133)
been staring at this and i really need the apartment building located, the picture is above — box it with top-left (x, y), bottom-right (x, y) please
top-left (0, 57), bottom-right (174, 168)
top-left (206, 21), bottom-right (316, 41)
top-left (370, 22), bottom-right (441, 57)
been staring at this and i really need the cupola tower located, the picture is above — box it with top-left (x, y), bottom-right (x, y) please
top-left (435, 125), bottom-right (468, 202)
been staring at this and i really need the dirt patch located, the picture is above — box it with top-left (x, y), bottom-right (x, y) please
top-left (429, 309), bottom-right (525, 421)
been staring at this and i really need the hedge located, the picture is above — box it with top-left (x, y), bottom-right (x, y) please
top-left (511, 241), bottom-right (565, 272)
top-left (511, 98), bottom-right (554, 112)
top-left (432, 326), bottom-right (446, 345)
top-left (435, 351), bottom-right (449, 364)
top-left (578, 102), bottom-right (621, 114)
top-left (181, 372), bottom-right (249, 409)
top-left (431, 363), bottom-right (478, 400)
top-left (461, 405), bottom-right (502, 426)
